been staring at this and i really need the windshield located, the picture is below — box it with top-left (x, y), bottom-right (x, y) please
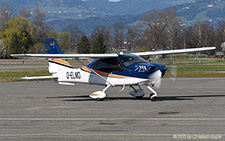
top-left (119, 54), bottom-right (147, 67)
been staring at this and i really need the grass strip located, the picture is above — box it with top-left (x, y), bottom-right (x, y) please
top-left (0, 69), bottom-right (50, 82)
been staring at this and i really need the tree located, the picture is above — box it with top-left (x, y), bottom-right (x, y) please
top-left (215, 21), bottom-right (225, 52)
top-left (59, 31), bottom-right (69, 53)
top-left (184, 21), bottom-right (215, 49)
top-left (126, 27), bottom-right (140, 51)
top-left (141, 10), bottom-right (167, 50)
top-left (183, 25), bottom-right (199, 47)
top-left (28, 42), bottom-right (45, 54)
top-left (77, 35), bottom-right (91, 53)
top-left (0, 3), bottom-right (13, 31)
top-left (48, 30), bottom-right (59, 40)
top-left (31, 7), bottom-right (50, 44)
top-left (112, 22), bottom-right (125, 50)
top-left (65, 24), bottom-right (84, 53)
top-left (0, 17), bottom-right (35, 57)
top-left (141, 8), bottom-right (183, 50)
top-left (164, 8), bottom-right (182, 50)
top-left (19, 8), bottom-right (31, 18)
top-left (90, 25), bottom-right (111, 48)
top-left (0, 39), bottom-right (7, 58)
top-left (92, 33), bottom-right (106, 53)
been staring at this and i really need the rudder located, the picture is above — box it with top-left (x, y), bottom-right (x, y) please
top-left (44, 38), bottom-right (72, 74)
top-left (45, 38), bottom-right (63, 54)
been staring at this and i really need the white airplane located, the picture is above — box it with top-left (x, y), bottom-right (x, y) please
top-left (11, 38), bottom-right (216, 101)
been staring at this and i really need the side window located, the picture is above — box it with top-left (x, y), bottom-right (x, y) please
top-left (91, 58), bottom-right (123, 72)
top-left (119, 54), bottom-right (147, 67)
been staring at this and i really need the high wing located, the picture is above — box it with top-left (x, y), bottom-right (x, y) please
top-left (132, 47), bottom-right (216, 56)
top-left (11, 47), bottom-right (216, 59)
top-left (11, 53), bottom-right (118, 59)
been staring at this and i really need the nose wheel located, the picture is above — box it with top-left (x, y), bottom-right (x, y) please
top-left (149, 93), bottom-right (157, 101)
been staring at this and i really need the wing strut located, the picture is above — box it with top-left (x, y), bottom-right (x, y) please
top-left (75, 58), bottom-right (115, 87)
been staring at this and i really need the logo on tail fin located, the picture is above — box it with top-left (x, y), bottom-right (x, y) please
top-left (45, 38), bottom-right (63, 54)
top-left (50, 41), bottom-right (55, 46)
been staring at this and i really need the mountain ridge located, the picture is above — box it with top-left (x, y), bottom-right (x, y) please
top-left (1, 0), bottom-right (224, 34)
top-left (0, 0), bottom-right (196, 18)
top-left (48, 0), bottom-right (225, 34)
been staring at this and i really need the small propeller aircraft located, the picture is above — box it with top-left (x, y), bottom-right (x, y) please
top-left (11, 38), bottom-right (215, 101)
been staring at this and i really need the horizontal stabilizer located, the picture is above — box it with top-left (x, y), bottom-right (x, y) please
top-left (22, 76), bottom-right (58, 80)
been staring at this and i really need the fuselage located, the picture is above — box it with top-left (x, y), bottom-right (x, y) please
top-left (57, 54), bottom-right (167, 86)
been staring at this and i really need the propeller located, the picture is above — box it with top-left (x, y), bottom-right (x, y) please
top-left (149, 70), bottom-right (162, 89)
top-left (152, 55), bottom-right (177, 80)
top-left (166, 57), bottom-right (177, 81)
top-left (148, 55), bottom-right (177, 89)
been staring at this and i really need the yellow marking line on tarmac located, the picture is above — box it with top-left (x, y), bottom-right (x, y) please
top-left (0, 133), bottom-right (224, 137)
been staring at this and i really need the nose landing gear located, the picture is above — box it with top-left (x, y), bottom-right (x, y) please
top-left (147, 85), bottom-right (157, 101)
top-left (149, 93), bottom-right (157, 101)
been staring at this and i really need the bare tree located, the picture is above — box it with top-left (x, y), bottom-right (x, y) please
top-left (215, 21), bottom-right (225, 51)
top-left (126, 27), bottom-right (140, 51)
top-left (0, 39), bottom-right (7, 58)
top-left (183, 25), bottom-right (199, 48)
top-left (19, 8), bottom-right (31, 18)
top-left (141, 10), bottom-right (167, 50)
top-left (189, 22), bottom-right (215, 47)
top-left (31, 7), bottom-right (50, 44)
top-left (0, 3), bottom-right (13, 31)
top-left (112, 22), bottom-right (125, 50)
top-left (65, 24), bottom-right (85, 53)
top-left (164, 8), bottom-right (182, 50)
top-left (90, 25), bottom-right (111, 48)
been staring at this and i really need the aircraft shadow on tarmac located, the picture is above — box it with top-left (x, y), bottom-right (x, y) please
top-left (46, 95), bottom-right (143, 101)
top-left (157, 94), bottom-right (225, 101)
top-left (45, 94), bottom-right (225, 102)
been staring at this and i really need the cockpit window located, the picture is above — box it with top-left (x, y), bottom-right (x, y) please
top-left (91, 58), bottom-right (123, 72)
top-left (119, 54), bottom-right (147, 67)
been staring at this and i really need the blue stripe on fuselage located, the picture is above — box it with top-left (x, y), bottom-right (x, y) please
top-left (87, 58), bottom-right (165, 79)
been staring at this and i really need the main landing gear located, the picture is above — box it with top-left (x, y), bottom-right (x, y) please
top-left (89, 84), bottom-right (157, 101)
top-left (129, 85), bottom-right (157, 101)
top-left (129, 85), bottom-right (145, 99)
top-left (89, 85), bottom-right (110, 101)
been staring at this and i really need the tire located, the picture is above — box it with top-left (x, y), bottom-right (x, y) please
top-left (149, 93), bottom-right (157, 101)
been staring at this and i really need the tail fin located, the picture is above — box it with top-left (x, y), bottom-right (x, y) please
top-left (44, 38), bottom-right (63, 54)
top-left (44, 38), bottom-right (72, 74)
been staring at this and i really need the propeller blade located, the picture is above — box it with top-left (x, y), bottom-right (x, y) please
top-left (167, 58), bottom-right (177, 81)
top-left (155, 55), bottom-right (177, 81)
top-left (149, 70), bottom-right (162, 89)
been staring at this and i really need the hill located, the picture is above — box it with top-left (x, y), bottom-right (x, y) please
top-left (1, 0), bottom-right (225, 34)
top-left (0, 0), bottom-right (195, 20)
top-left (48, 0), bottom-right (225, 34)
top-left (173, 0), bottom-right (225, 24)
